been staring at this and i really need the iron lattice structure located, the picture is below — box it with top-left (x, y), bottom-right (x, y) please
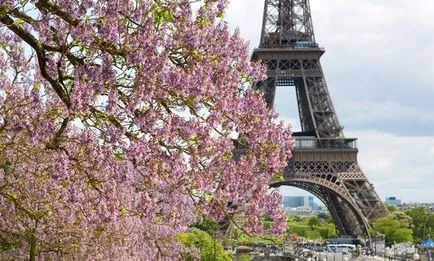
top-left (252, 0), bottom-right (389, 238)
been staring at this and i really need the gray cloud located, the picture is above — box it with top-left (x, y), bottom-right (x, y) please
top-left (347, 130), bottom-right (434, 203)
top-left (227, 0), bottom-right (434, 136)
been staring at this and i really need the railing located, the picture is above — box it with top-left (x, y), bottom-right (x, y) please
top-left (232, 137), bottom-right (358, 151)
top-left (294, 137), bottom-right (358, 150)
top-left (259, 40), bottom-right (323, 49)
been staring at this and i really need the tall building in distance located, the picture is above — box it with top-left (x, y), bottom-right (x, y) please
top-left (282, 196), bottom-right (320, 210)
top-left (385, 196), bottom-right (402, 206)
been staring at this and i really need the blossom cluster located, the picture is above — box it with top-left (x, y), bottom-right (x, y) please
top-left (0, 0), bottom-right (294, 259)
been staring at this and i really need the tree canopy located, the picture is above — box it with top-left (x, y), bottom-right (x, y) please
top-left (0, 0), bottom-right (293, 259)
top-left (286, 215), bottom-right (337, 240)
top-left (371, 212), bottom-right (413, 245)
top-left (179, 228), bottom-right (232, 261)
top-left (406, 207), bottom-right (434, 243)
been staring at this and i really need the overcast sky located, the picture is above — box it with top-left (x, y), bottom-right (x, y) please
top-left (225, 0), bottom-right (434, 203)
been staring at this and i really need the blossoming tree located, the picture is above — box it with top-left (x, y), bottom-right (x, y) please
top-left (0, 0), bottom-right (293, 259)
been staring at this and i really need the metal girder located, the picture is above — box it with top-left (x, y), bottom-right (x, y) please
top-left (252, 55), bottom-right (343, 138)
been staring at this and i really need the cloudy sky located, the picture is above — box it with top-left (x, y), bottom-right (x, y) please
top-left (225, 0), bottom-right (434, 203)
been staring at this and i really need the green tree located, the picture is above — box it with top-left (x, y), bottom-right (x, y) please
top-left (179, 229), bottom-right (232, 261)
top-left (372, 212), bottom-right (413, 245)
top-left (387, 205), bottom-right (398, 212)
top-left (392, 229), bottom-right (414, 243)
top-left (305, 230), bottom-right (322, 239)
top-left (192, 217), bottom-right (220, 236)
top-left (426, 214), bottom-right (434, 237)
top-left (405, 207), bottom-right (433, 243)
top-left (317, 212), bottom-right (329, 221)
top-left (287, 215), bottom-right (337, 240)
top-left (318, 227), bottom-right (332, 239)
top-left (308, 216), bottom-right (321, 227)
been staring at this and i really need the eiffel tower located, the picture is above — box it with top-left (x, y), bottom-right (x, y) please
top-left (252, 0), bottom-right (389, 238)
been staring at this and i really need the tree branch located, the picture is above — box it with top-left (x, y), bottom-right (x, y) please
top-left (0, 8), bottom-right (71, 107)
top-left (9, 8), bottom-right (39, 24)
top-left (89, 107), bottom-right (137, 140)
top-left (35, 0), bottom-right (79, 26)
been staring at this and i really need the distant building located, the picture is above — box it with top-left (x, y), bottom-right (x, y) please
top-left (385, 196), bottom-right (401, 206)
top-left (397, 202), bottom-right (434, 212)
top-left (282, 196), bottom-right (323, 213)
top-left (295, 206), bottom-right (313, 215)
top-left (283, 196), bottom-right (314, 208)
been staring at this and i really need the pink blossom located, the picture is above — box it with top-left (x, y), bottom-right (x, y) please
top-left (0, 0), bottom-right (293, 259)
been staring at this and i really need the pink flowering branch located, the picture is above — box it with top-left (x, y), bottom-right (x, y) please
top-left (0, 0), bottom-right (293, 259)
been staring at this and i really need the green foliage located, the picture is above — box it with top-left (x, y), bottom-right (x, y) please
top-left (392, 229), bottom-right (414, 243)
top-left (238, 234), bottom-right (284, 245)
top-left (287, 215), bottom-right (337, 240)
top-left (263, 216), bottom-right (273, 222)
top-left (263, 221), bottom-right (271, 230)
top-left (179, 229), bottom-right (232, 261)
top-left (260, 216), bottom-right (273, 231)
top-left (387, 205), bottom-right (398, 212)
top-left (317, 212), bottom-right (329, 221)
top-left (239, 254), bottom-right (252, 261)
top-left (308, 216), bottom-right (320, 227)
top-left (304, 229), bottom-right (322, 239)
top-left (0, 239), bottom-right (21, 253)
top-left (0, 160), bottom-right (11, 173)
top-left (288, 223), bottom-right (308, 236)
top-left (427, 214), bottom-right (434, 235)
top-left (151, 4), bottom-right (175, 25)
top-left (405, 207), bottom-right (434, 243)
top-left (372, 212), bottom-right (413, 245)
top-left (317, 226), bottom-right (333, 239)
top-left (271, 170), bottom-right (284, 182)
top-left (192, 217), bottom-right (220, 236)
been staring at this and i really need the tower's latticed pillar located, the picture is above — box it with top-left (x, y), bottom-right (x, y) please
top-left (252, 0), bottom-right (389, 238)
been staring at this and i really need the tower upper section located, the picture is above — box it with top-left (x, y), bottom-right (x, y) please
top-left (259, 0), bottom-right (317, 48)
